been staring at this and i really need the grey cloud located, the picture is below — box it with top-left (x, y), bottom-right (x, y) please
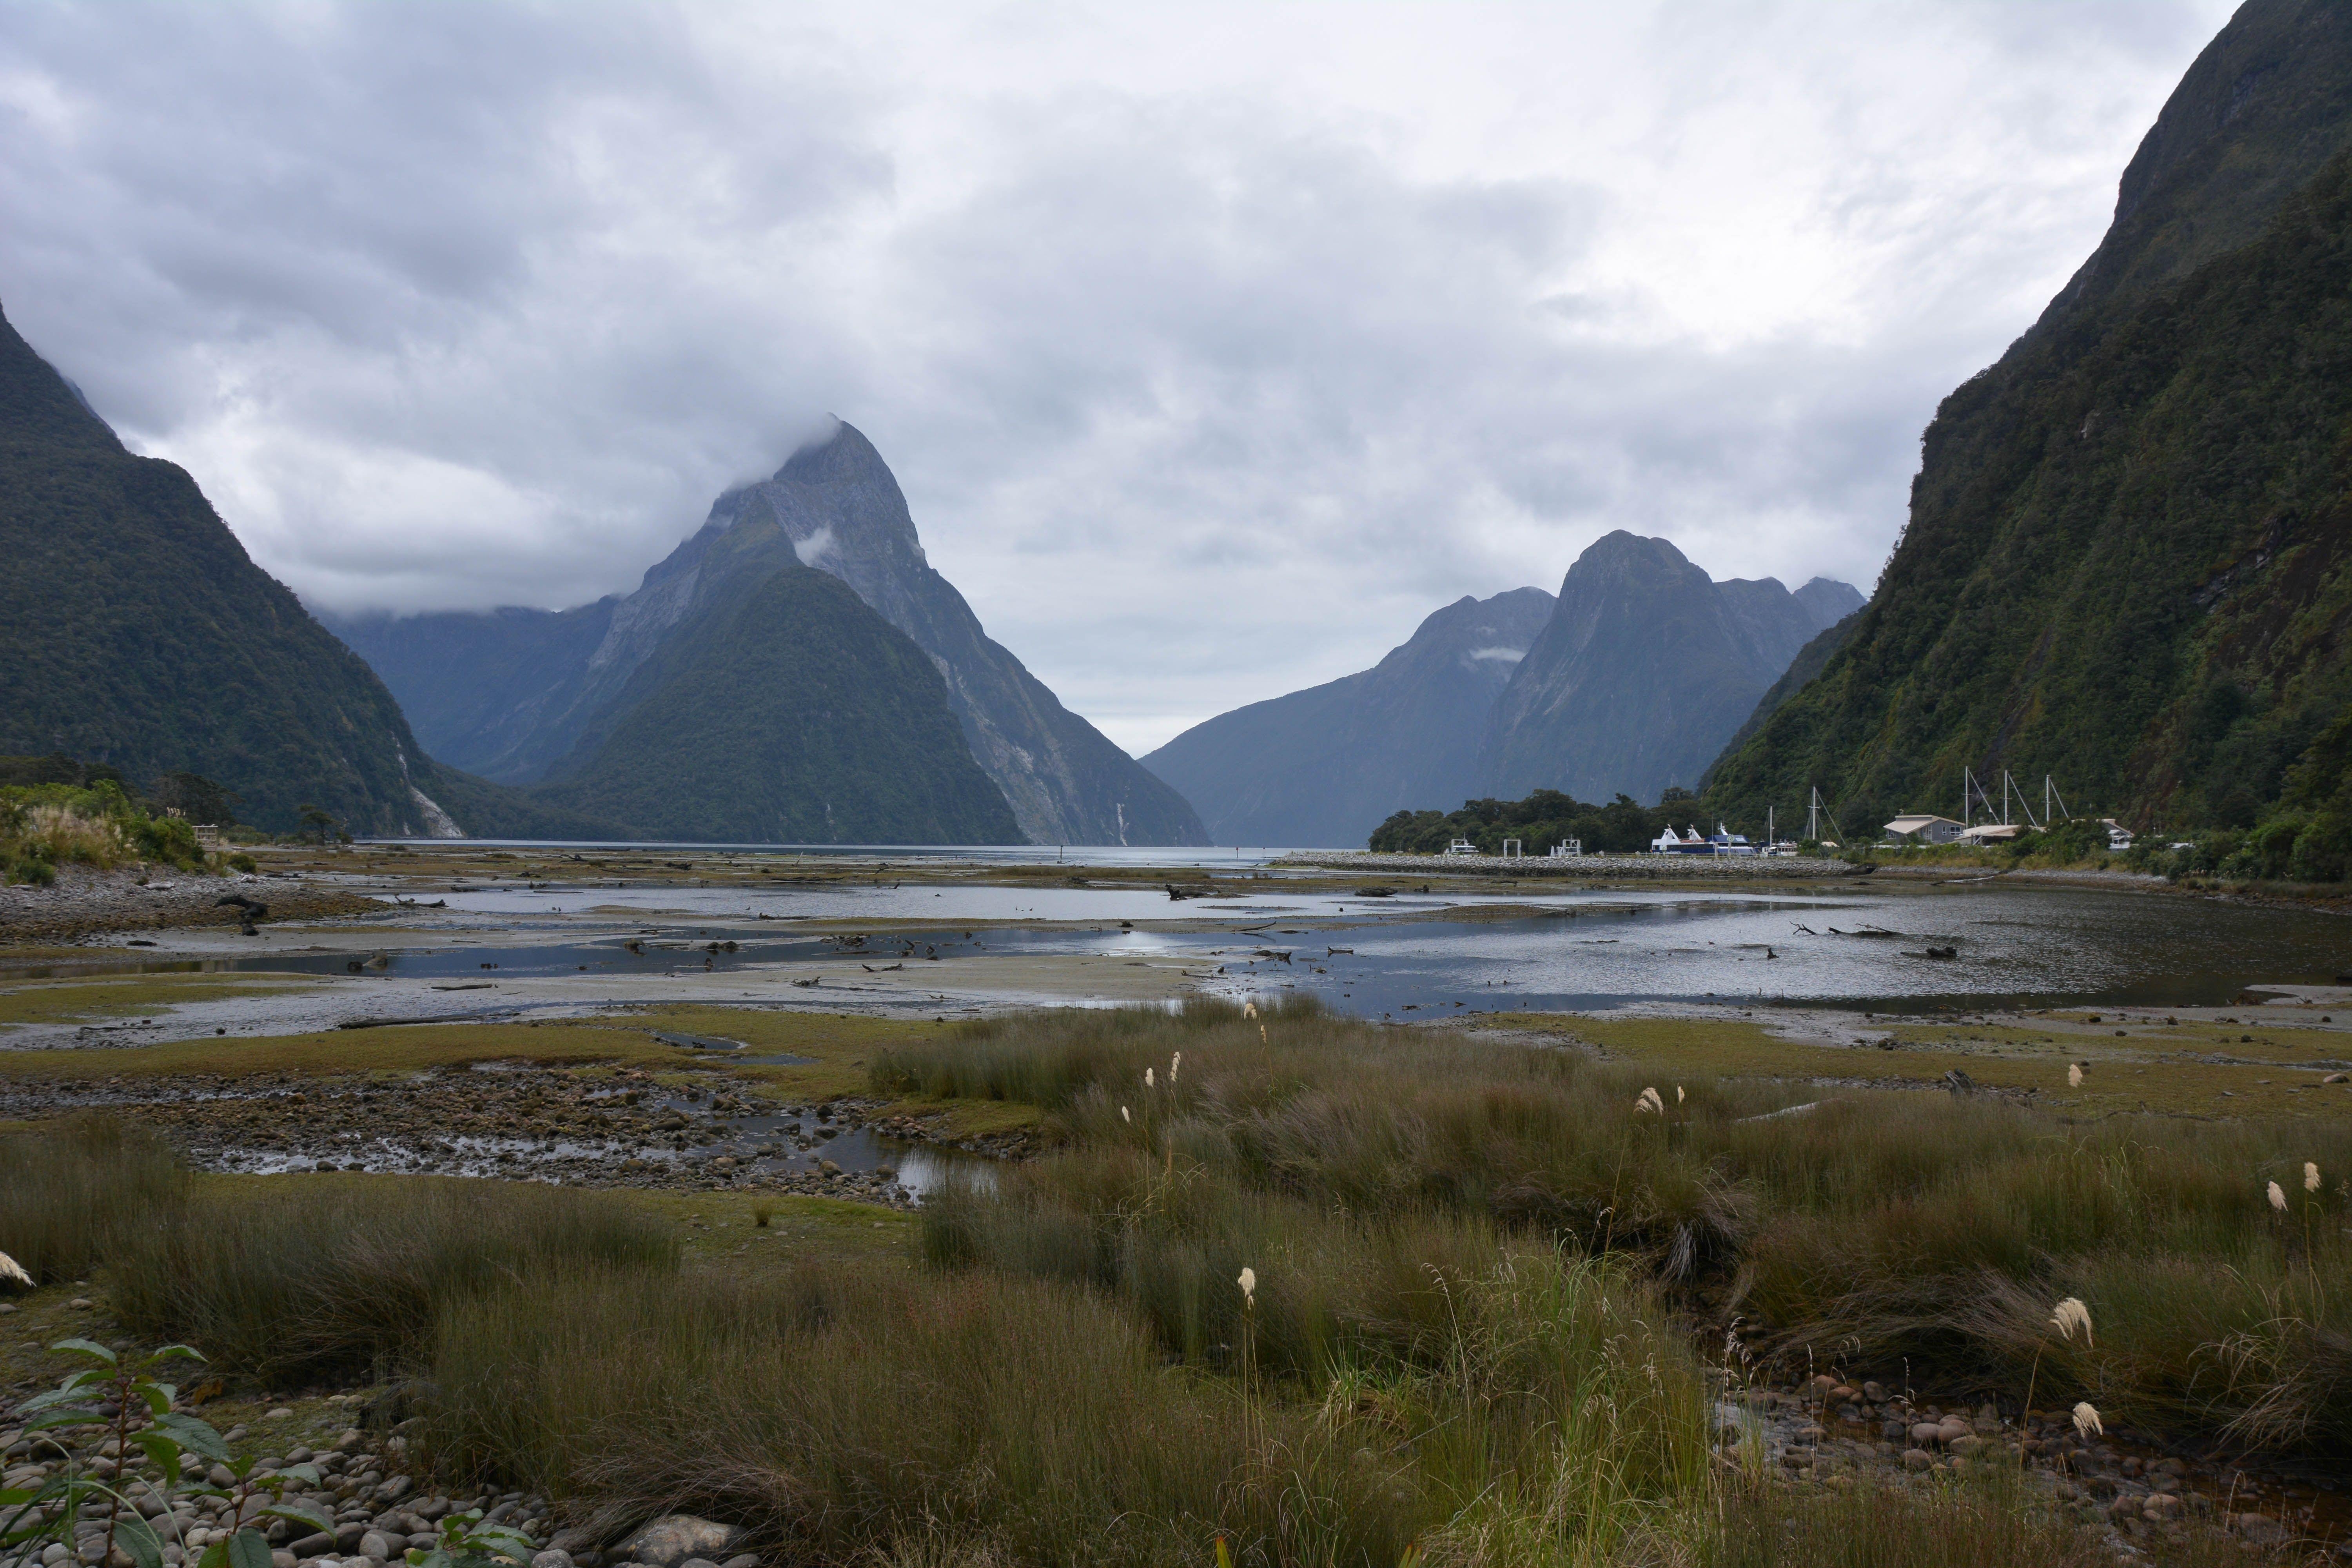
top-left (0, 0), bottom-right (2239, 750)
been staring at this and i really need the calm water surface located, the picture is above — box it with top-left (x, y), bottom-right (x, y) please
top-left (194, 879), bottom-right (2349, 1017)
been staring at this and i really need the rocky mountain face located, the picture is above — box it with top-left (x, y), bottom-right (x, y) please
top-left (1480, 532), bottom-right (1860, 806)
top-left (1143, 588), bottom-right (1556, 847)
top-left (336, 420), bottom-right (1207, 846)
top-left (0, 298), bottom-right (588, 838)
top-left (1704, 0), bottom-right (2352, 864)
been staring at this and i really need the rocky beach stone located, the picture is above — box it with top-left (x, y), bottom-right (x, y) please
top-left (615, 1518), bottom-right (744, 1568)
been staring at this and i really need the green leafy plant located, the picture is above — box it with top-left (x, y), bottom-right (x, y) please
top-left (405, 1507), bottom-right (535, 1568)
top-left (1, 1340), bottom-right (330, 1568)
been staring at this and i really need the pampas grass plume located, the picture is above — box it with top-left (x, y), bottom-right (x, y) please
top-left (2050, 1296), bottom-right (2092, 1347)
top-left (1237, 1266), bottom-right (1256, 1304)
top-left (1635, 1087), bottom-right (1664, 1115)
top-left (2072, 1401), bottom-right (2102, 1437)
top-left (2307, 1161), bottom-right (2322, 1193)
top-left (0, 1250), bottom-right (30, 1289)
top-left (2068, 1063), bottom-right (2083, 1088)
top-left (2269, 1180), bottom-right (2287, 1212)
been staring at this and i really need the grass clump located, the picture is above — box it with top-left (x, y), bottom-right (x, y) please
top-left (425, 1246), bottom-right (1707, 1568)
top-left (106, 1175), bottom-right (677, 1383)
top-left (888, 998), bottom-right (2352, 1454)
top-left (0, 1113), bottom-right (185, 1283)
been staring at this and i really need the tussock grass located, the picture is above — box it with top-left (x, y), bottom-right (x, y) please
top-left (887, 999), bottom-right (2352, 1452)
top-left (425, 1247), bottom-right (1705, 1568)
top-left (0, 1113), bottom-right (184, 1283)
top-left (107, 1176), bottom-right (676, 1383)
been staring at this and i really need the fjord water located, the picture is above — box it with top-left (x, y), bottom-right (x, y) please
top-left (249, 874), bottom-right (2346, 1016)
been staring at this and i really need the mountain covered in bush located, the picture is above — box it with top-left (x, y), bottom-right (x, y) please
top-left (0, 298), bottom-right (614, 838)
top-left (534, 564), bottom-right (1020, 843)
top-left (1703, 0), bottom-right (2352, 880)
top-left (336, 421), bottom-right (1207, 846)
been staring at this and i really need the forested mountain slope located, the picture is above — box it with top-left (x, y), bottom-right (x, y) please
top-left (336, 421), bottom-right (1205, 846)
top-left (537, 565), bottom-right (1022, 844)
top-left (0, 298), bottom-right (592, 837)
top-left (1704, 0), bottom-right (2352, 876)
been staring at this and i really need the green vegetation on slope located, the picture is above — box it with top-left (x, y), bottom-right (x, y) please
top-left (1707, 149), bottom-right (2352, 872)
top-left (538, 564), bottom-right (1022, 843)
top-left (0, 301), bottom-right (576, 839)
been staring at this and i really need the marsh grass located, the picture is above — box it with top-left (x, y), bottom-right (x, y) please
top-left (0, 1113), bottom-right (184, 1282)
top-left (107, 1176), bottom-right (676, 1383)
top-left (889, 999), bottom-right (2352, 1451)
top-left (425, 1246), bottom-right (1707, 1568)
top-left (425, 1258), bottom-right (1429, 1568)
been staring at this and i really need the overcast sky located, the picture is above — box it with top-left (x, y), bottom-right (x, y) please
top-left (0, 0), bottom-right (2236, 753)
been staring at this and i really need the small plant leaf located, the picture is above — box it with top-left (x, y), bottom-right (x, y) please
top-left (264, 1501), bottom-right (335, 1537)
top-left (155, 1413), bottom-right (232, 1463)
top-left (21, 1383), bottom-right (103, 1412)
top-left (277, 1465), bottom-right (321, 1488)
top-left (118, 1514), bottom-right (167, 1568)
top-left (48, 1338), bottom-right (119, 1365)
top-left (134, 1383), bottom-right (173, 1417)
top-left (198, 1542), bottom-right (229, 1568)
top-left (132, 1430), bottom-right (183, 1489)
top-left (28, 1409), bottom-right (107, 1432)
top-left (226, 1526), bottom-right (274, 1568)
top-left (145, 1345), bottom-right (206, 1365)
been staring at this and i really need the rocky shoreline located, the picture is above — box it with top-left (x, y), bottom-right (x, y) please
top-left (0, 1407), bottom-right (761, 1568)
top-left (0, 1065), bottom-right (1040, 1208)
top-left (0, 868), bottom-right (385, 946)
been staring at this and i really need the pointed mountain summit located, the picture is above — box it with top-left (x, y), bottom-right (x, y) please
top-left (1480, 533), bottom-right (1856, 806)
top-left (335, 420), bottom-right (1206, 845)
top-left (707, 421), bottom-right (1207, 845)
top-left (1144, 586), bottom-right (1556, 847)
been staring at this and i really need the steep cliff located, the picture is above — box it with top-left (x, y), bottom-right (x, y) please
top-left (1479, 532), bottom-right (1857, 805)
top-left (1703, 0), bottom-right (2352, 861)
top-left (0, 298), bottom-right (492, 835)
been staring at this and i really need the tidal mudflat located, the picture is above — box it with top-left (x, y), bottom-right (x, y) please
top-left (4, 845), bottom-right (2348, 1568)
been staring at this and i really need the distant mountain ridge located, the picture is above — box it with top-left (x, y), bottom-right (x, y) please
top-left (1143, 587), bottom-right (1555, 847)
top-left (1146, 539), bottom-right (1858, 846)
top-left (335, 421), bottom-right (1207, 846)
